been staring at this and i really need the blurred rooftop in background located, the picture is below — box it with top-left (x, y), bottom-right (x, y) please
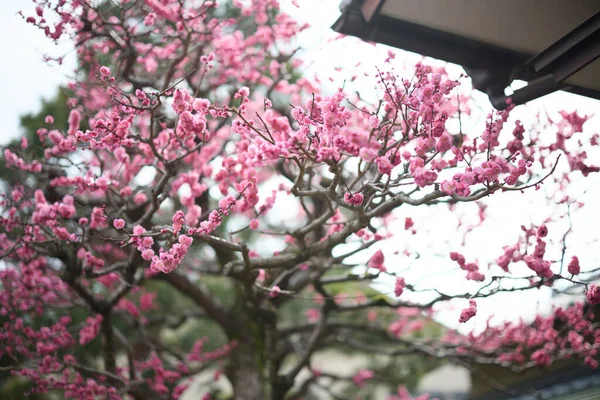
top-left (333, 0), bottom-right (600, 109)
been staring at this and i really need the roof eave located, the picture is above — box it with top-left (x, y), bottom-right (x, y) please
top-left (332, 4), bottom-right (600, 109)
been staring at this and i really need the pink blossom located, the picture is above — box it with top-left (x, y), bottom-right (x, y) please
top-left (353, 369), bottom-right (374, 387)
top-left (178, 235), bottom-right (193, 247)
top-left (359, 147), bottom-right (378, 162)
top-left (234, 86), bottom-right (250, 99)
top-left (344, 192), bottom-right (364, 205)
top-left (113, 219), bottom-right (125, 229)
top-left (568, 256), bottom-right (580, 275)
top-left (141, 249), bottom-right (155, 261)
top-left (67, 109), bottom-right (81, 135)
top-left (172, 210), bottom-right (185, 233)
top-left (368, 250), bottom-right (386, 272)
top-left (144, 12), bottom-right (156, 26)
top-left (270, 286), bottom-right (281, 298)
top-left (585, 356), bottom-right (599, 369)
top-left (435, 132), bottom-right (453, 153)
top-left (99, 66), bottom-right (111, 76)
top-left (376, 156), bottom-right (393, 175)
top-left (531, 349), bottom-right (551, 366)
top-left (305, 308), bottom-right (320, 322)
top-left (459, 300), bottom-right (477, 323)
top-left (394, 277), bottom-right (406, 297)
top-left (79, 315), bottom-right (103, 345)
top-left (537, 224), bottom-right (548, 238)
top-left (586, 284), bottom-right (600, 305)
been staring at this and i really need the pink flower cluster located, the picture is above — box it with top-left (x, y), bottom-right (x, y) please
top-left (269, 285), bottom-right (281, 298)
top-left (344, 191), bottom-right (364, 205)
top-left (171, 171), bottom-right (209, 207)
top-left (353, 369), bottom-right (374, 388)
top-left (496, 242), bottom-right (520, 272)
top-left (459, 300), bottom-right (477, 323)
top-left (113, 218), bottom-right (125, 229)
top-left (531, 348), bottom-right (551, 366)
top-left (444, 302), bottom-right (600, 369)
top-left (522, 225), bottom-right (553, 278)
top-left (136, 352), bottom-right (182, 396)
top-left (394, 277), bottom-right (406, 297)
top-left (132, 225), bottom-right (155, 261)
top-left (368, 250), bottom-right (387, 272)
top-left (77, 249), bottom-right (105, 270)
top-left (187, 339), bottom-right (238, 363)
top-left (79, 314), bottom-right (103, 345)
top-left (388, 385), bottom-right (431, 400)
top-left (568, 256), bottom-right (581, 275)
top-left (586, 284), bottom-right (600, 305)
top-left (173, 90), bottom-right (209, 140)
top-left (449, 251), bottom-right (485, 281)
top-left (150, 234), bottom-right (193, 274)
top-left (409, 157), bottom-right (438, 188)
top-left (31, 191), bottom-right (76, 226)
top-left (3, 149), bottom-right (42, 172)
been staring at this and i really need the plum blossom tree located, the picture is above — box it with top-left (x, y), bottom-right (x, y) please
top-left (1, 0), bottom-right (600, 399)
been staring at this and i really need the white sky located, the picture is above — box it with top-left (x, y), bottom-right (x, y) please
top-left (0, 1), bottom-right (76, 145)
top-left (2, 0), bottom-right (599, 333)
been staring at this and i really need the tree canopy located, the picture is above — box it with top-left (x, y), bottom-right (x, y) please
top-left (1, 1), bottom-right (599, 399)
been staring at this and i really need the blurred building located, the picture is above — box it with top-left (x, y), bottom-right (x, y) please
top-left (333, 0), bottom-right (600, 109)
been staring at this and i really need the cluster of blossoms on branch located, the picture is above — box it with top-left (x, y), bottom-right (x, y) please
top-left (0, 0), bottom-right (599, 399)
top-left (444, 301), bottom-right (600, 370)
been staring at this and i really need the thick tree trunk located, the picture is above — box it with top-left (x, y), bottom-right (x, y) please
top-left (226, 290), bottom-right (268, 400)
top-left (227, 337), bottom-right (267, 400)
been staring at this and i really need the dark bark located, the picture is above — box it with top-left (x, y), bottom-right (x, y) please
top-left (226, 289), bottom-right (269, 400)
top-left (158, 271), bottom-right (233, 334)
top-left (101, 312), bottom-right (117, 374)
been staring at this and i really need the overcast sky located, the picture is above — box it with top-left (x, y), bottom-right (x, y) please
top-left (0, 1), bottom-right (76, 145)
top-left (2, 0), bottom-right (599, 333)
